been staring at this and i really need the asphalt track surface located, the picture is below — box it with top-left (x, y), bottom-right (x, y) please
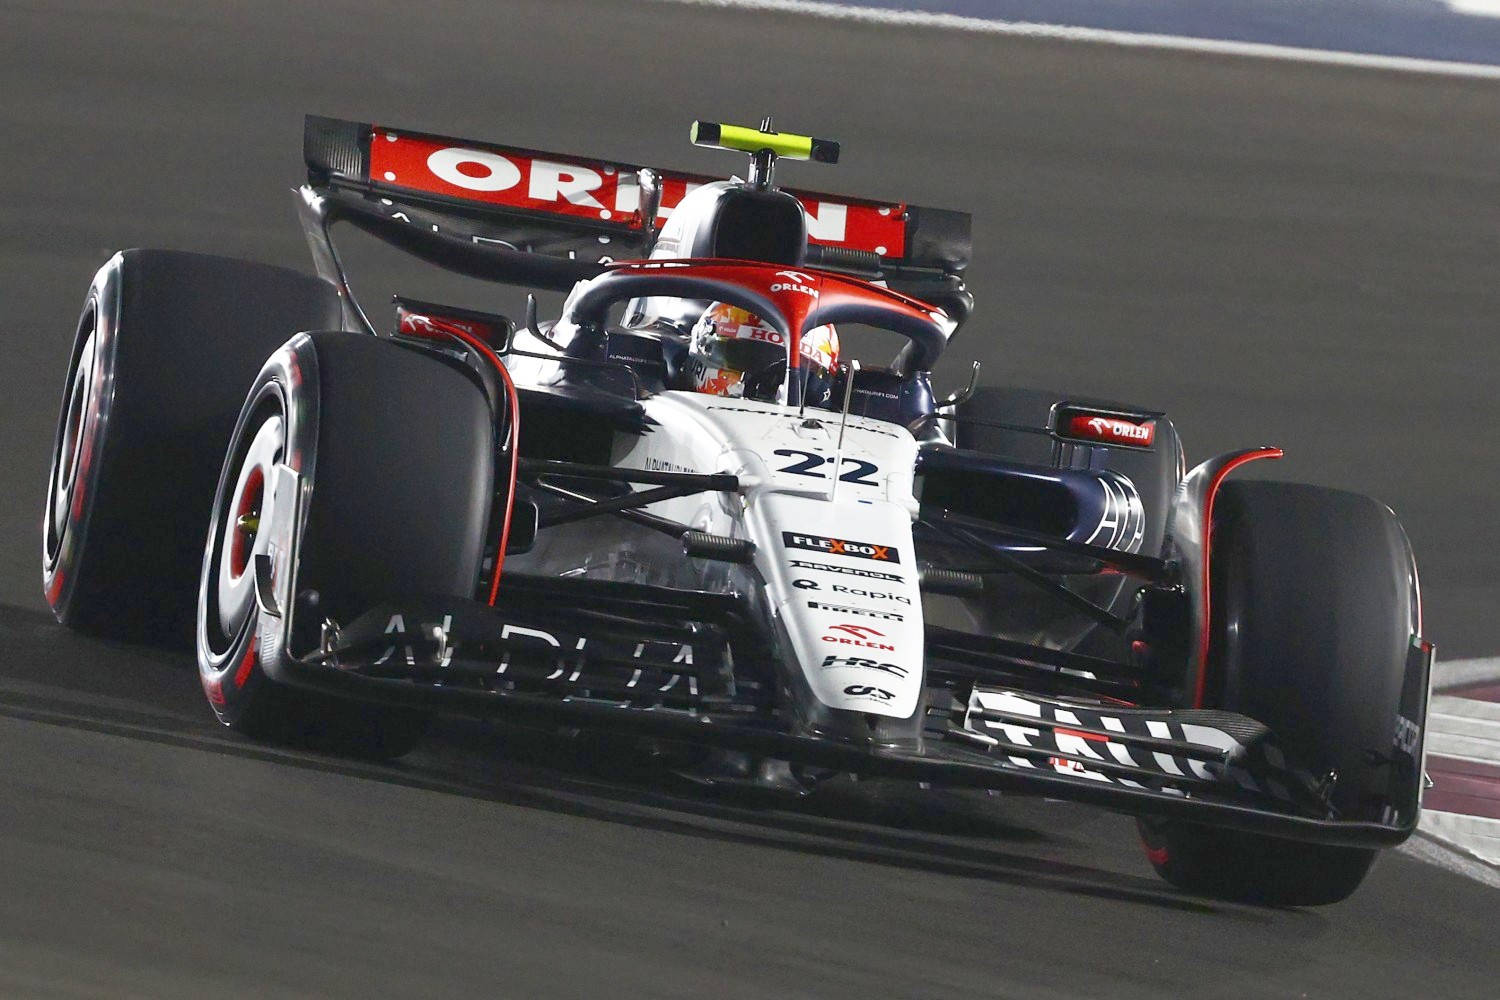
top-left (2, 1), bottom-right (1498, 997)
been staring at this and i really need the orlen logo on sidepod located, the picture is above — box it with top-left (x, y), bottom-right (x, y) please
top-left (820, 623), bottom-right (894, 652)
top-left (782, 532), bottom-right (900, 564)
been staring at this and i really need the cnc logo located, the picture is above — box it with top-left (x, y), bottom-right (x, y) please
top-left (782, 532), bottom-right (900, 564)
top-left (820, 623), bottom-right (894, 651)
top-left (842, 683), bottom-right (895, 702)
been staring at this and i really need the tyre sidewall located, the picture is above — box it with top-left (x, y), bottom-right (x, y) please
top-left (197, 336), bottom-right (319, 726)
top-left (42, 261), bottom-right (121, 624)
top-left (1213, 481), bottom-right (1420, 820)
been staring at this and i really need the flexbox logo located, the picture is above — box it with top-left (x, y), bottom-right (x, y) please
top-left (782, 532), bottom-right (900, 564)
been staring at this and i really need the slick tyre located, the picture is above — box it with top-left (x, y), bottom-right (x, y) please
top-left (197, 331), bottom-right (496, 759)
top-left (42, 250), bottom-right (341, 641)
top-left (1139, 480), bottom-right (1423, 906)
top-left (1138, 819), bottom-right (1376, 908)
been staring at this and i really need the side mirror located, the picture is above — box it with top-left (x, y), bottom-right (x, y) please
top-left (936, 360), bottom-right (981, 410)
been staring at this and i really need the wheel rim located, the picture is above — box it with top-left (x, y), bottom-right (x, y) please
top-left (45, 312), bottom-right (98, 566)
top-left (215, 413), bottom-right (284, 642)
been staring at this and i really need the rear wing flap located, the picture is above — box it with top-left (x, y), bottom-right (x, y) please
top-left (303, 115), bottom-right (971, 289)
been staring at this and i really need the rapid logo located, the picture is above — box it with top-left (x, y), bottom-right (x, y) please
top-left (831, 584), bottom-right (909, 605)
top-left (820, 623), bottom-right (895, 651)
top-left (782, 532), bottom-right (900, 564)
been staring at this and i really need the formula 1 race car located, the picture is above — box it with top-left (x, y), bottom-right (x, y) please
top-left (42, 115), bottom-right (1432, 906)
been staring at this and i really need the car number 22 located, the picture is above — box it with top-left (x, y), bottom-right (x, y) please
top-left (773, 449), bottom-right (879, 486)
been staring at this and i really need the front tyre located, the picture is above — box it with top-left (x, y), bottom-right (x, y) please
top-left (1138, 820), bottom-right (1375, 907)
top-left (1139, 480), bottom-right (1424, 906)
top-left (197, 332), bottom-right (496, 758)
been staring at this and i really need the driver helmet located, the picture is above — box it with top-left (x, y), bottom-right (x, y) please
top-left (687, 303), bottom-right (840, 402)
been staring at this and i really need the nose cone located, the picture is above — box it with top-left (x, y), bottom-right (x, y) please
top-left (752, 493), bottom-right (926, 722)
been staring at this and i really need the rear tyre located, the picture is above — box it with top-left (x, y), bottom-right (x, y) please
top-left (197, 332), bottom-right (496, 759)
top-left (1139, 480), bottom-right (1421, 906)
top-left (42, 250), bottom-right (341, 641)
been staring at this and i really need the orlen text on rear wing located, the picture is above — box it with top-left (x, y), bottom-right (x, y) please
top-left (299, 115), bottom-right (971, 310)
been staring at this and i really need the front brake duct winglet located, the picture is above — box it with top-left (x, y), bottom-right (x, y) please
top-left (1164, 447), bottom-right (1283, 707)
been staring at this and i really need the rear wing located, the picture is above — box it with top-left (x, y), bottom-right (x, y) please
top-left (301, 115), bottom-right (971, 296)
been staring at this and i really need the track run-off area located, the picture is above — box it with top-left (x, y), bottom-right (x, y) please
top-left (2, 2), bottom-right (1498, 996)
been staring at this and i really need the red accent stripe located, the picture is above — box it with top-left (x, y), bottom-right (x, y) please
top-left (1423, 787), bottom-right (1500, 821)
top-left (45, 570), bottom-right (65, 606)
top-left (401, 318), bottom-right (520, 605)
top-left (1194, 447), bottom-right (1283, 708)
top-left (1055, 727), bottom-right (1109, 743)
top-left (1427, 753), bottom-right (1500, 783)
top-left (1425, 753), bottom-right (1500, 817)
top-left (234, 636), bottom-right (258, 688)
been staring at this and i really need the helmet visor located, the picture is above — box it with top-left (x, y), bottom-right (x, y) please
top-left (708, 336), bottom-right (786, 377)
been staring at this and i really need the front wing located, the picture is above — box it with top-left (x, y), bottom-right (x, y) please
top-left (271, 579), bottom-right (1428, 849)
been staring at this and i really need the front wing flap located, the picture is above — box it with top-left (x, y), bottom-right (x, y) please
top-left (280, 586), bottom-right (1423, 848)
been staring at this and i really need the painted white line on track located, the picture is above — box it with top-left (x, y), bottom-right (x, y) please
top-left (1401, 830), bottom-right (1500, 887)
top-left (1433, 656), bottom-right (1500, 691)
top-left (1427, 694), bottom-right (1500, 765)
top-left (1447, 0), bottom-right (1500, 18)
top-left (647, 0), bottom-right (1500, 79)
top-left (1418, 813), bottom-right (1500, 868)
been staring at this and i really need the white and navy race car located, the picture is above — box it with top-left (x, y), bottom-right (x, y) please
top-left (42, 116), bottom-right (1432, 906)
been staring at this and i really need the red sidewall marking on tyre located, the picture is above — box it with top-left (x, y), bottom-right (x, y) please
top-left (233, 636), bottom-right (258, 688)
